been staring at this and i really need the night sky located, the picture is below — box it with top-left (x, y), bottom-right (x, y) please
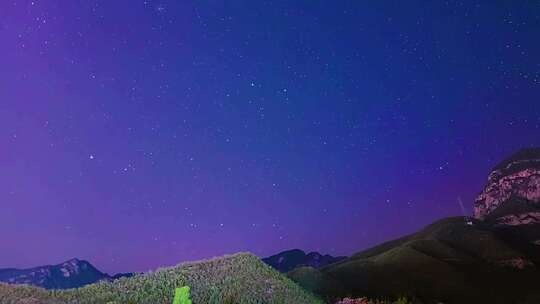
top-left (1, 1), bottom-right (540, 274)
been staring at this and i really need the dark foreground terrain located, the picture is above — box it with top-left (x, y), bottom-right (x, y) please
top-left (290, 217), bottom-right (540, 303)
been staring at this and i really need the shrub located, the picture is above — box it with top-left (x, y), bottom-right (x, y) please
top-left (173, 287), bottom-right (191, 304)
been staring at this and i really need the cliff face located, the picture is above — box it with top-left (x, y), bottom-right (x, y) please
top-left (474, 148), bottom-right (540, 227)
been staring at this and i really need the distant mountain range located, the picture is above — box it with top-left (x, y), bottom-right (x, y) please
top-left (262, 249), bottom-right (346, 273)
top-left (0, 258), bottom-right (133, 289)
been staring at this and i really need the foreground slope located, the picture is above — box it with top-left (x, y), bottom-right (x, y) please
top-left (291, 217), bottom-right (540, 304)
top-left (0, 253), bottom-right (322, 304)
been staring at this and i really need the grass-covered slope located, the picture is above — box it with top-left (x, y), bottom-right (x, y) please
top-left (0, 253), bottom-right (322, 304)
top-left (290, 217), bottom-right (540, 304)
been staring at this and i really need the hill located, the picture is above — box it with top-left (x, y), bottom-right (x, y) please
top-left (0, 253), bottom-right (322, 304)
top-left (290, 217), bottom-right (540, 304)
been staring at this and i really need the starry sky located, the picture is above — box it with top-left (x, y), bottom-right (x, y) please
top-left (1, 1), bottom-right (540, 274)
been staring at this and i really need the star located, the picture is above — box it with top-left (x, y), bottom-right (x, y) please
top-left (156, 5), bottom-right (166, 13)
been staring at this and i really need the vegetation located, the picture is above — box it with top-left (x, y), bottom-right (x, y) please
top-left (0, 253), bottom-right (322, 304)
top-left (290, 217), bottom-right (540, 303)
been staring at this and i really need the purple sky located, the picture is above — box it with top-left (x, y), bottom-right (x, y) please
top-left (1, 1), bottom-right (540, 274)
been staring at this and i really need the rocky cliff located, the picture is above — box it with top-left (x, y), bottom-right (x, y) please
top-left (474, 148), bottom-right (540, 226)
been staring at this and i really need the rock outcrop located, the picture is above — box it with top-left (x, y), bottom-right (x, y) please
top-left (474, 148), bottom-right (540, 226)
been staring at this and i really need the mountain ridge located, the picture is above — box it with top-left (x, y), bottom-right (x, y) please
top-left (0, 258), bottom-right (133, 289)
top-left (262, 249), bottom-right (347, 273)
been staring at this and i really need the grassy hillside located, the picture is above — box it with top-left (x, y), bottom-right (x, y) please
top-left (287, 267), bottom-right (345, 303)
top-left (290, 217), bottom-right (540, 304)
top-left (0, 253), bottom-right (322, 304)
